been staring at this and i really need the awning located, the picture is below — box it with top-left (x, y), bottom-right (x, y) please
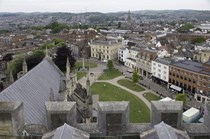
top-left (170, 85), bottom-right (182, 92)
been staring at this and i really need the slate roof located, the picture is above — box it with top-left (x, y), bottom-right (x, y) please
top-left (171, 60), bottom-right (210, 75)
top-left (42, 123), bottom-right (90, 139)
top-left (0, 57), bottom-right (64, 125)
top-left (141, 122), bottom-right (190, 139)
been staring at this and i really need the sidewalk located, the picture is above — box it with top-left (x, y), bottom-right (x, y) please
top-left (138, 78), bottom-right (203, 109)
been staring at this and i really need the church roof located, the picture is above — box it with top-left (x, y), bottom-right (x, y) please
top-left (0, 57), bottom-right (64, 125)
top-left (42, 123), bottom-right (90, 139)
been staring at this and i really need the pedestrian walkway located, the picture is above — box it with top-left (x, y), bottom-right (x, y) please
top-left (80, 74), bottom-right (152, 109)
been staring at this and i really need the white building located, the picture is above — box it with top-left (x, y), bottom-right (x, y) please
top-left (124, 47), bottom-right (140, 69)
top-left (118, 47), bottom-right (130, 64)
top-left (151, 57), bottom-right (172, 83)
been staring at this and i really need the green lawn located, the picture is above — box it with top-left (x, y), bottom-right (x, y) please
top-left (117, 79), bottom-right (145, 92)
top-left (77, 72), bottom-right (87, 80)
top-left (75, 61), bottom-right (97, 68)
top-left (98, 69), bottom-right (122, 80)
top-left (143, 92), bottom-right (161, 102)
top-left (90, 82), bottom-right (150, 123)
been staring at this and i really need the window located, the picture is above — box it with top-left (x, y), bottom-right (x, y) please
top-left (164, 66), bottom-right (167, 69)
top-left (158, 69), bottom-right (161, 72)
top-left (153, 63), bottom-right (156, 66)
top-left (164, 76), bottom-right (166, 80)
top-left (158, 74), bottom-right (161, 77)
top-left (164, 71), bottom-right (166, 74)
top-left (153, 67), bottom-right (156, 70)
top-left (181, 76), bottom-right (183, 79)
top-left (158, 64), bottom-right (161, 67)
top-left (153, 72), bottom-right (156, 75)
top-left (209, 84), bottom-right (210, 88)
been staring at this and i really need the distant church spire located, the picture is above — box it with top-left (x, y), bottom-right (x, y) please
top-left (127, 10), bottom-right (131, 23)
top-left (22, 58), bottom-right (28, 74)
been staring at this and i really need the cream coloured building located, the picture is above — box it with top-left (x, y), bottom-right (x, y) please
top-left (90, 41), bottom-right (121, 60)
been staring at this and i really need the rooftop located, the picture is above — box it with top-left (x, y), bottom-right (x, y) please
top-left (154, 57), bottom-right (173, 65)
top-left (151, 101), bottom-right (183, 111)
top-left (45, 102), bottom-right (76, 112)
top-left (171, 60), bottom-right (210, 75)
top-left (0, 57), bottom-right (64, 125)
top-left (0, 101), bottom-right (22, 112)
top-left (98, 101), bottom-right (129, 112)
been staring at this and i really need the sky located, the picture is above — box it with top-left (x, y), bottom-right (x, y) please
top-left (0, 0), bottom-right (210, 13)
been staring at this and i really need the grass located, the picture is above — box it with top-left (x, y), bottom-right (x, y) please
top-left (90, 82), bottom-right (150, 123)
top-left (143, 92), bottom-right (161, 102)
top-left (77, 72), bottom-right (87, 80)
top-left (75, 61), bottom-right (97, 68)
top-left (117, 79), bottom-right (145, 92)
top-left (98, 69), bottom-right (122, 80)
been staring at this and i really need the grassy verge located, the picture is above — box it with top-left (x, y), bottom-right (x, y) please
top-left (91, 82), bottom-right (150, 123)
top-left (117, 79), bottom-right (145, 92)
top-left (143, 92), bottom-right (161, 102)
top-left (98, 69), bottom-right (122, 80)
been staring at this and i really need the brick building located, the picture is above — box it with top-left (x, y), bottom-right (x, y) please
top-left (169, 60), bottom-right (210, 103)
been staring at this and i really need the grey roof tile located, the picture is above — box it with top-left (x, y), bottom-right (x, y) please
top-left (0, 57), bottom-right (63, 125)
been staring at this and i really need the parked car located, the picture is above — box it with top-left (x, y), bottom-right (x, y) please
top-left (126, 69), bottom-right (133, 73)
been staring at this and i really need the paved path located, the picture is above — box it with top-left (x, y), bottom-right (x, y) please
top-left (95, 76), bottom-right (152, 109)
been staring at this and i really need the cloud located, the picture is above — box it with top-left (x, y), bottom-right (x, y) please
top-left (0, 0), bottom-right (209, 12)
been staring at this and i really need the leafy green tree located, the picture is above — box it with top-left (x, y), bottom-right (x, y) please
top-left (107, 60), bottom-right (114, 70)
top-left (26, 50), bottom-right (45, 70)
top-left (175, 94), bottom-right (187, 105)
top-left (191, 36), bottom-right (206, 44)
top-left (7, 50), bottom-right (45, 80)
top-left (132, 71), bottom-right (139, 83)
top-left (177, 23), bottom-right (194, 33)
top-left (53, 46), bottom-right (76, 72)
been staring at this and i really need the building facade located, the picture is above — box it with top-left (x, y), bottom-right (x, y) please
top-left (124, 47), bottom-right (140, 69)
top-left (151, 58), bottom-right (172, 85)
top-left (169, 60), bottom-right (210, 103)
top-left (136, 48), bottom-right (157, 78)
top-left (118, 47), bottom-right (130, 64)
top-left (90, 41), bottom-right (121, 60)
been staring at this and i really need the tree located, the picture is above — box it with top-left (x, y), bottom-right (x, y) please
top-left (175, 94), bottom-right (187, 105)
top-left (26, 50), bottom-right (45, 71)
top-left (53, 46), bottom-right (76, 72)
top-left (177, 23), bottom-right (194, 33)
top-left (7, 50), bottom-right (45, 80)
top-left (107, 60), bottom-right (114, 70)
top-left (191, 36), bottom-right (205, 44)
top-left (132, 70), bottom-right (139, 83)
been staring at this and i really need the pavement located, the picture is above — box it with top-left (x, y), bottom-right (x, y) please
top-left (138, 77), bottom-right (203, 109)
